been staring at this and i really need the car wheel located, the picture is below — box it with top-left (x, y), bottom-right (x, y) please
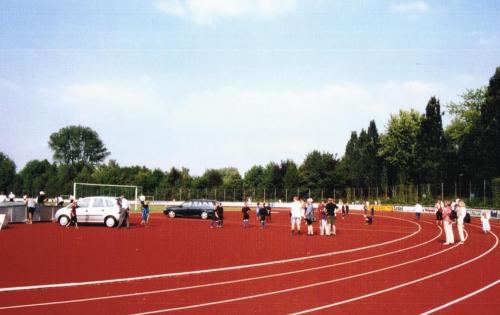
top-left (168, 210), bottom-right (176, 218)
top-left (58, 215), bottom-right (69, 226)
top-left (105, 216), bottom-right (116, 228)
top-left (201, 211), bottom-right (208, 220)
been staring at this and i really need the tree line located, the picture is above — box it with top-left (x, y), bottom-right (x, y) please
top-left (1, 67), bottom-right (499, 205)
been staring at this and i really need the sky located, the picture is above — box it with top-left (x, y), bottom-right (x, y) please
top-left (1, 0), bottom-right (499, 175)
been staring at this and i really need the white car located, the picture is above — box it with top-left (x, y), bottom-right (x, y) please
top-left (55, 196), bottom-right (121, 228)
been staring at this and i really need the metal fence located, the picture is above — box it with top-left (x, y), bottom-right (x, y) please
top-left (146, 179), bottom-right (498, 207)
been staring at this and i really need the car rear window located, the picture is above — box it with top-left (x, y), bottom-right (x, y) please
top-left (91, 198), bottom-right (105, 207)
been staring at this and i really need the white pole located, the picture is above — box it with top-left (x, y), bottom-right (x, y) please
top-left (73, 182), bottom-right (77, 199)
top-left (135, 187), bottom-right (138, 211)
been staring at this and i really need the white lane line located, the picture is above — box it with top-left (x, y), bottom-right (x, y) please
top-left (127, 228), bottom-right (465, 314)
top-left (0, 215), bottom-right (420, 293)
top-left (290, 228), bottom-right (497, 314)
top-left (420, 279), bottom-right (500, 315)
top-left (0, 224), bottom-right (441, 311)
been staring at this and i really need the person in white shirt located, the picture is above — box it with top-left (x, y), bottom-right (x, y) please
top-left (0, 193), bottom-right (6, 203)
top-left (118, 195), bottom-right (130, 228)
top-left (480, 210), bottom-right (491, 234)
top-left (8, 192), bottom-right (15, 202)
top-left (290, 196), bottom-right (304, 235)
top-left (415, 203), bottom-right (423, 220)
top-left (456, 200), bottom-right (467, 244)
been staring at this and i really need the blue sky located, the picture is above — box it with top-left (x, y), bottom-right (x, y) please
top-left (1, 0), bottom-right (499, 175)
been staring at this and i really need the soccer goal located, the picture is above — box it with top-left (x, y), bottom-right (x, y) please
top-left (73, 182), bottom-right (139, 211)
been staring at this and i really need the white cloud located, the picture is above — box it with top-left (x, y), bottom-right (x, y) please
top-left (155, 0), bottom-right (297, 24)
top-left (391, 1), bottom-right (429, 13)
top-left (154, 0), bottom-right (187, 17)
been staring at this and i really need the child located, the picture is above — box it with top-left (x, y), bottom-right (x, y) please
top-left (140, 200), bottom-right (149, 226)
top-left (481, 210), bottom-right (491, 234)
top-left (242, 203), bottom-right (251, 228)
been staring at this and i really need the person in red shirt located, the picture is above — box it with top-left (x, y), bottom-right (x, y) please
top-left (66, 199), bottom-right (78, 229)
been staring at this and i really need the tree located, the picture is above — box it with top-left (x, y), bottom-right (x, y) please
top-left (417, 97), bottom-right (447, 183)
top-left (18, 159), bottom-right (56, 196)
top-left (479, 67), bottom-right (500, 178)
top-left (365, 120), bottom-right (382, 186)
top-left (280, 160), bottom-right (300, 188)
top-left (244, 165), bottom-right (265, 189)
top-left (343, 131), bottom-right (360, 186)
top-left (48, 125), bottom-right (110, 166)
top-left (220, 167), bottom-right (243, 188)
top-left (0, 152), bottom-right (16, 193)
top-left (261, 162), bottom-right (281, 190)
top-left (379, 110), bottom-right (423, 184)
top-left (445, 88), bottom-right (486, 180)
top-left (299, 150), bottom-right (339, 189)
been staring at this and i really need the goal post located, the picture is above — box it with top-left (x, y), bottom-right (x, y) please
top-left (73, 182), bottom-right (139, 211)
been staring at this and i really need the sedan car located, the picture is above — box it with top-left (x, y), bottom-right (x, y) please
top-left (163, 199), bottom-right (217, 220)
top-left (54, 196), bottom-right (121, 228)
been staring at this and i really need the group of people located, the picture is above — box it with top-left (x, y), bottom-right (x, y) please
top-left (290, 196), bottom-right (347, 236)
top-left (22, 191), bottom-right (47, 224)
top-left (434, 198), bottom-right (491, 244)
top-left (211, 202), bottom-right (224, 228)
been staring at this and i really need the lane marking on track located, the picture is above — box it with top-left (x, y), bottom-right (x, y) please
top-left (419, 279), bottom-right (500, 315)
top-left (0, 223), bottom-right (441, 311)
top-left (124, 227), bottom-right (465, 314)
top-left (0, 215), bottom-right (420, 293)
top-left (290, 226), bottom-right (497, 314)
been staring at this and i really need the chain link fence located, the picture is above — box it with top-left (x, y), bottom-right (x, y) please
top-left (144, 179), bottom-right (498, 207)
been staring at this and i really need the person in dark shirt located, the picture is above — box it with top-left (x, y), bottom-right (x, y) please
top-left (140, 200), bottom-right (149, 226)
top-left (242, 203), bottom-right (251, 228)
top-left (217, 202), bottom-right (224, 227)
top-left (211, 203), bottom-right (220, 228)
top-left (259, 202), bottom-right (267, 228)
top-left (345, 204), bottom-right (349, 216)
top-left (325, 198), bottom-right (338, 236)
top-left (265, 203), bottom-right (272, 223)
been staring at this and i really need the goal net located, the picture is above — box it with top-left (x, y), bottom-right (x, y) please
top-left (73, 182), bottom-right (139, 211)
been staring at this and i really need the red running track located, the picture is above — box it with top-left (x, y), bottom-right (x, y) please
top-left (0, 210), bottom-right (498, 314)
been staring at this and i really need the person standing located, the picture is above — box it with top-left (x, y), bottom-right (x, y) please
top-left (117, 195), bottom-right (130, 228)
top-left (8, 192), bottom-right (15, 202)
top-left (211, 204), bottom-right (220, 228)
top-left (325, 198), bottom-right (338, 236)
top-left (242, 202), bottom-right (251, 228)
top-left (290, 196), bottom-right (303, 235)
top-left (265, 202), bottom-right (272, 223)
top-left (140, 200), bottom-right (149, 226)
top-left (259, 202), bottom-right (267, 228)
top-left (317, 200), bottom-right (327, 235)
top-left (415, 202), bottom-right (423, 221)
top-left (456, 200), bottom-right (467, 244)
top-left (305, 198), bottom-right (315, 235)
top-left (0, 192), bottom-right (6, 203)
top-left (255, 202), bottom-right (261, 223)
top-left (435, 200), bottom-right (443, 226)
top-left (480, 210), bottom-right (491, 234)
top-left (217, 202), bottom-right (224, 227)
top-left (442, 201), bottom-right (455, 245)
top-left (66, 199), bottom-right (78, 229)
top-left (56, 195), bottom-right (64, 207)
top-left (345, 204), bottom-right (349, 216)
top-left (26, 195), bottom-right (36, 224)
